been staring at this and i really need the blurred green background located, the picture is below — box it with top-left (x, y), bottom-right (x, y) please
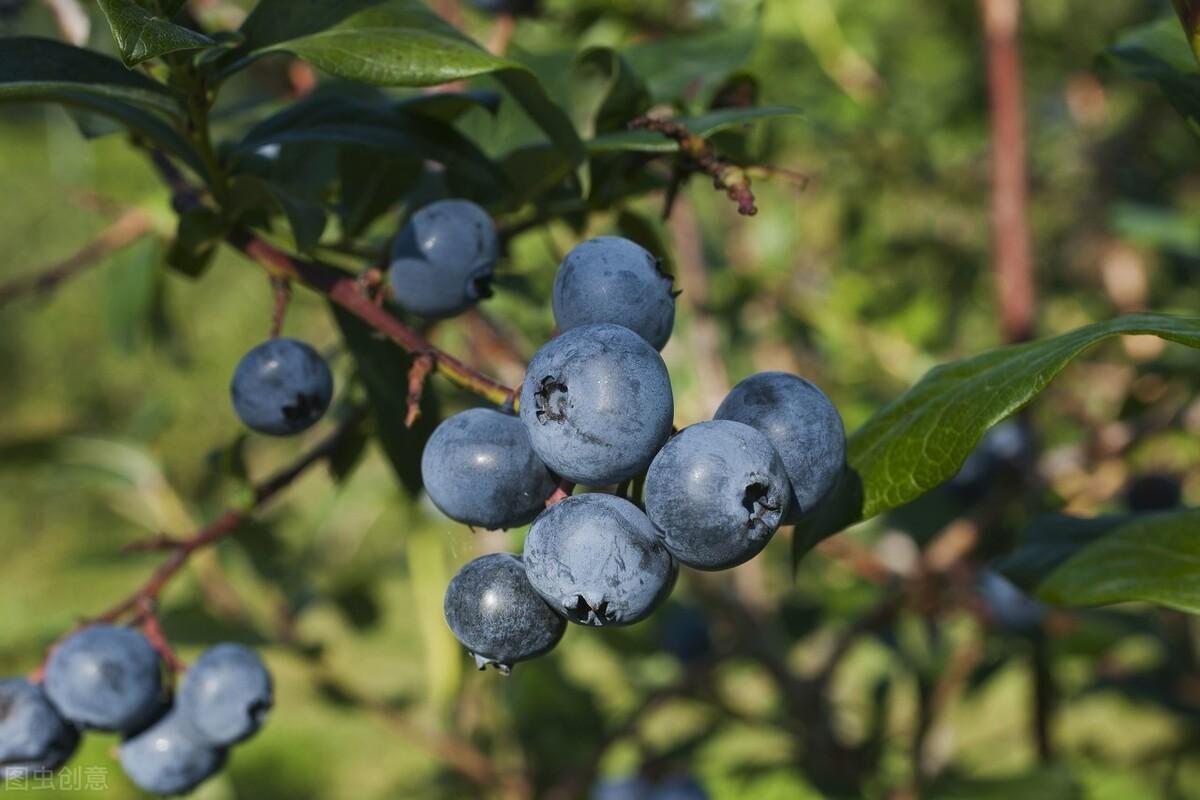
top-left (4, 0), bottom-right (1200, 797)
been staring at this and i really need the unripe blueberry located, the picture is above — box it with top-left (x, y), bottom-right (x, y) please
top-left (520, 324), bottom-right (674, 486)
top-left (715, 372), bottom-right (845, 518)
top-left (230, 338), bottom-right (333, 436)
top-left (552, 236), bottom-right (677, 350)
top-left (524, 494), bottom-right (676, 626)
top-left (176, 644), bottom-right (272, 747)
top-left (422, 408), bottom-right (558, 529)
top-left (389, 199), bottom-right (498, 318)
top-left (118, 708), bottom-right (226, 796)
top-left (645, 421), bottom-right (791, 570)
top-left (44, 625), bottom-right (163, 734)
top-left (443, 553), bottom-right (566, 674)
top-left (0, 679), bottom-right (79, 780)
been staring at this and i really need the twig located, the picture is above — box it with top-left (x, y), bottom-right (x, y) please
top-left (270, 277), bottom-right (291, 338)
top-left (629, 116), bottom-right (758, 216)
top-left (488, 13), bottom-right (517, 56)
top-left (0, 209), bottom-right (152, 309)
top-left (405, 352), bottom-right (436, 428)
top-left (135, 599), bottom-right (189, 675)
top-left (545, 479), bottom-right (575, 507)
top-left (145, 149), bottom-right (516, 407)
top-left (981, 0), bottom-right (1035, 344)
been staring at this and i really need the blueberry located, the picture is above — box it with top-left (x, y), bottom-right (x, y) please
top-left (118, 708), bottom-right (226, 796)
top-left (422, 408), bottom-right (558, 529)
top-left (230, 338), bottom-right (333, 436)
top-left (523, 494), bottom-right (676, 627)
top-left (44, 625), bottom-right (163, 734)
top-left (520, 324), bottom-right (674, 486)
top-left (0, 679), bottom-right (79, 781)
top-left (645, 421), bottom-right (791, 570)
top-left (176, 644), bottom-right (272, 747)
top-left (389, 199), bottom-right (498, 318)
top-left (552, 237), bottom-right (677, 350)
top-left (714, 372), bottom-right (845, 518)
top-left (443, 553), bottom-right (566, 674)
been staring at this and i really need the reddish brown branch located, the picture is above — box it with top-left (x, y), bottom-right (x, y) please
top-left (982, 0), bottom-right (1035, 344)
top-left (545, 479), bottom-right (575, 507)
top-left (0, 209), bottom-right (152, 308)
top-left (629, 116), bottom-right (758, 216)
top-left (405, 352), bottom-right (436, 428)
top-left (135, 600), bottom-right (188, 674)
top-left (270, 276), bottom-right (292, 338)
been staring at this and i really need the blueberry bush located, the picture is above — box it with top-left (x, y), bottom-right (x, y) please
top-left (4, 0), bottom-right (1200, 797)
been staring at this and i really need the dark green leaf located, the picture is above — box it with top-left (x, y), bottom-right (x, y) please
top-left (228, 175), bottom-right (327, 253)
top-left (96, 0), bottom-right (216, 67)
top-left (569, 47), bottom-right (648, 139)
top-left (623, 24), bottom-right (759, 108)
top-left (331, 305), bottom-right (438, 495)
top-left (231, 0), bottom-right (583, 167)
top-left (795, 314), bottom-right (1200, 557)
top-left (928, 765), bottom-right (1083, 800)
top-left (1173, 0), bottom-right (1200, 64)
top-left (165, 206), bottom-right (226, 278)
top-left (0, 37), bottom-right (182, 116)
top-left (104, 236), bottom-right (166, 353)
top-left (994, 515), bottom-right (1133, 592)
top-left (327, 422), bottom-right (370, 483)
top-left (330, 578), bottom-right (381, 630)
top-left (1105, 18), bottom-right (1200, 135)
top-left (588, 106), bottom-right (803, 154)
top-left (336, 149), bottom-right (423, 238)
top-left (615, 209), bottom-right (673, 272)
top-left (1038, 510), bottom-right (1200, 613)
top-left (393, 89), bottom-right (502, 122)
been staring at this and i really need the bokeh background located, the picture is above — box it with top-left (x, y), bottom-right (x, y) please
top-left (4, 0), bottom-right (1200, 797)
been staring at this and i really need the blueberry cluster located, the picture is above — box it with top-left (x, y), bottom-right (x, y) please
top-left (413, 219), bottom-right (847, 673)
top-left (0, 627), bottom-right (271, 795)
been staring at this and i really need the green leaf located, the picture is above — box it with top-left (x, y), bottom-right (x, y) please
top-left (97, 0), bottom-right (216, 67)
top-left (1038, 510), bottom-right (1200, 613)
top-left (232, 0), bottom-right (584, 168)
top-left (795, 314), bottom-right (1200, 556)
top-left (165, 206), bottom-right (226, 278)
top-left (569, 47), bottom-right (648, 139)
top-left (1105, 18), bottom-right (1200, 136)
top-left (623, 24), bottom-right (759, 109)
top-left (928, 765), bottom-right (1083, 800)
top-left (588, 106), bottom-right (803, 153)
top-left (331, 305), bottom-right (438, 495)
top-left (0, 37), bottom-right (182, 116)
top-left (993, 515), bottom-right (1133, 592)
top-left (1174, 0), bottom-right (1200, 64)
top-left (228, 175), bottom-right (327, 254)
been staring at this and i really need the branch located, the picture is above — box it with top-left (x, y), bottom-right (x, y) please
top-left (0, 209), bottom-right (152, 309)
top-left (146, 150), bottom-right (516, 407)
top-left (629, 116), bottom-right (758, 216)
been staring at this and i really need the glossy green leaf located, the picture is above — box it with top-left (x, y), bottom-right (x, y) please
top-left (588, 106), bottom-right (803, 153)
top-left (228, 175), bottom-right (327, 254)
top-left (1105, 17), bottom-right (1200, 136)
top-left (569, 47), bottom-right (648, 139)
top-left (1038, 510), bottom-right (1200, 613)
top-left (231, 0), bottom-right (583, 166)
top-left (0, 37), bottom-right (182, 116)
top-left (96, 0), bottom-right (216, 67)
top-left (795, 314), bottom-right (1200, 557)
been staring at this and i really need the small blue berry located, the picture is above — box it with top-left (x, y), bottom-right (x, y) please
top-left (230, 338), bottom-right (333, 436)
top-left (421, 408), bottom-right (558, 529)
top-left (645, 421), bottom-right (791, 570)
top-left (176, 644), bottom-right (272, 747)
top-left (118, 708), bottom-right (225, 796)
top-left (524, 494), bottom-right (676, 627)
top-left (444, 553), bottom-right (566, 674)
top-left (0, 679), bottom-right (79, 781)
top-left (389, 199), bottom-right (498, 318)
top-left (715, 372), bottom-right (845, 518)
top-left (520, 324), bottom-right (674, 486)
top-left (44, 625), bottom-right (163, 734)
top-left (552, 236), bottom-right (677, 350)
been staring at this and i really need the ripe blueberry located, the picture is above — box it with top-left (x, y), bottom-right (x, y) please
top-left (519, 324), bottom-right (674, 486)
top-left (0, 679), bottom-right (79, 780)
top-left (44, 625), bottom-right (163, 734)
top-left (552, 236), bottom-right (677, 350)
top-left (230, 338), bottom-right (333, 436)
top-left (645, 421), bottom-right (791, 570)
top-left (118, 708), bottom-right (226, 796)
top-left (443, 553), bottom-right (566, 674)
top-left (176, 644), bottom-right (272, 747)
top-left (715, 372), bottom-right (845, 518)
top-left (389, 199), bottom-right (498, 318)
top-left (421, 408), bottom-right (558, 529)
top-left (523, 494), bottom-right (676, 627)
